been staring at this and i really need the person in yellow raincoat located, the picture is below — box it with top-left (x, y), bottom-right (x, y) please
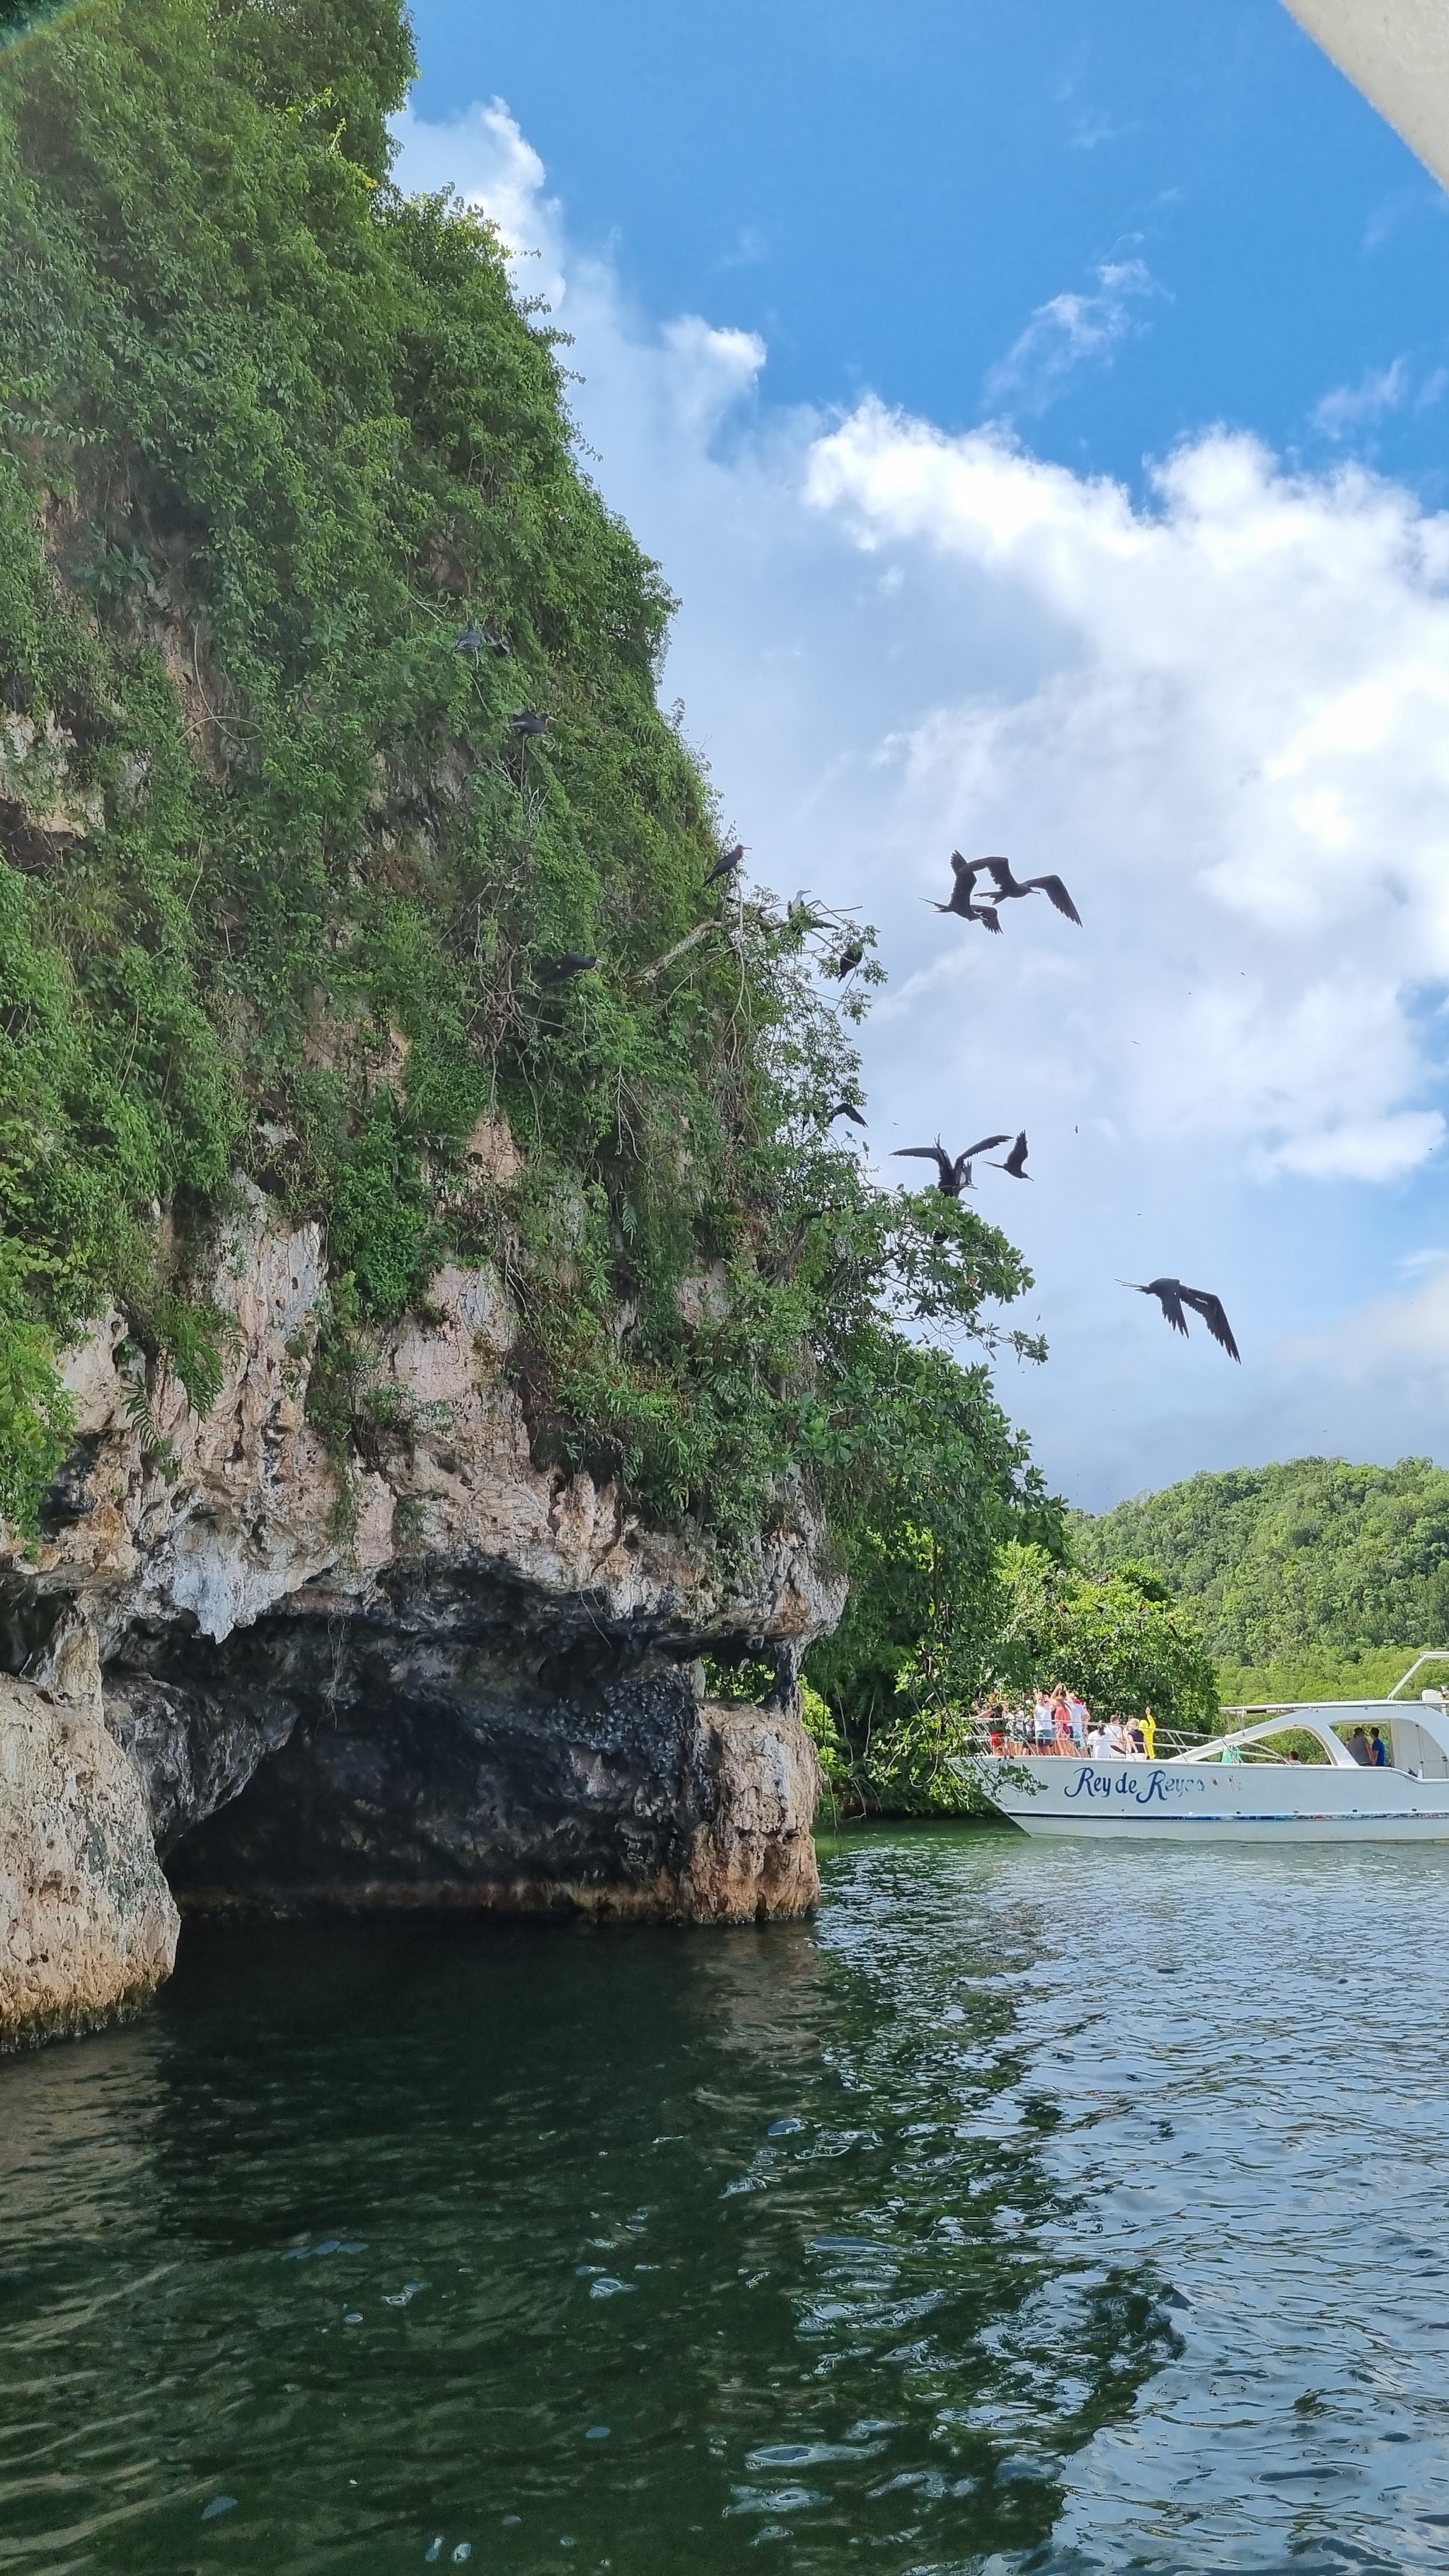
top-left (1139, 1708), bottom-right (1157, 1759)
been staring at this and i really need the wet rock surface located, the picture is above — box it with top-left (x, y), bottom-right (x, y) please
top-left (0, 1184), bottom-right (840, 2030)
top-left (0, 1669), bottom-right (179, 2050)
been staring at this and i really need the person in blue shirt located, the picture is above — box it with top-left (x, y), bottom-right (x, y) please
top-left (1368, 1726), bottom-right (1389, 1767)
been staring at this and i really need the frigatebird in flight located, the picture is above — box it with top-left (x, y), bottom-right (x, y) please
top-left (539, 954), bottom-right (598, 985)
top-left (894, 1136), bottom-right (1011, 1197)
top-left (826, 1101), bottom-right (867, 1128)
top-left (510, 710), bottom-right (550, 737)
top-left (925, 853), bottom-right (1003, 933)
top-left (978, 855), bottom-right (1081, 925)
top-left (1124, 1277), bottom-right (1240, 1361)
top-left (988, 1131), bottom-right (1029, 1180)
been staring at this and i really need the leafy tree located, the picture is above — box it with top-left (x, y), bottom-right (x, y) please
top-left (986, 1546), bottom-right (1220, 1731)
top-left (838, 1546), bottom-right (1218, 1815)
top-left (807, 1378), bottom-right (1064, 1814)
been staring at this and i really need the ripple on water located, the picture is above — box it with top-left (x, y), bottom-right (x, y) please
top-left (2, 1834), bottom-right (1449, 2568)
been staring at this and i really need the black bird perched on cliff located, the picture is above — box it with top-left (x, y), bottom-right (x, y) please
top-left (1123, 1277), bottom-right (1240, 1362)
top-left (925, 852), bottom-right (1003, 932)
top-left (539, 953), bottom-right (598, 985)
top-left (894, 1135), bottom-right (1010, 1196)
top-left (832, 940), bottom-right (865, 978)
top-left (510, 709), bottom-right (550, 737)
top-left (978, 855), bottom-right (1082, 925)
top-left (988, 1131), bottom-right (1030, 1180)
top-left (704, 842), bottom-right (746, 887)
top-left (827, 1100), bottom-right (867, 1127)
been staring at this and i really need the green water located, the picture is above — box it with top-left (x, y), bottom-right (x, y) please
top-left (4, 1825), bottom-right (1449, 2571)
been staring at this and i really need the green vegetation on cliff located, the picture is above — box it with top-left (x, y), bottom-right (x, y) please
top-left (1074, 1456), bottom-right (1449, 1705)
top-left (0, 0), bottom-right (1053, 1600)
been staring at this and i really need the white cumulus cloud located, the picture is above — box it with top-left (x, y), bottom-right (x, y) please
top-left (804, 400), bottom-right (1449, 1181)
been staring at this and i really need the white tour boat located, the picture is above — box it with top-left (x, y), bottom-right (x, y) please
top-left (972, 1654), bottom-right (1449, 1842)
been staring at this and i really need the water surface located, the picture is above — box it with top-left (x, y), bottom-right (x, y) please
top-left (3, 1826), bottom-right (1449, 2571)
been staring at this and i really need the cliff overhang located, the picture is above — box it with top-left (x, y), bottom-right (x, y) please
top-left (0, 1186), bottom-right (843, 2047)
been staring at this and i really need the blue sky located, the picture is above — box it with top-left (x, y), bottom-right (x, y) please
top-left (409, 0), bottom-right (1449, 490)
top-left (399, 3), bottom-right (1449, 1509)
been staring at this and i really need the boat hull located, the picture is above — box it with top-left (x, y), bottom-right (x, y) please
top-left (980, 1755), bottom-right (1449, 1842)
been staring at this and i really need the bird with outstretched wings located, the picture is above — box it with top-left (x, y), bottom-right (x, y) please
top-left (924, 853), bottom-right (1004, 932)
top-left (979, 856), bottom-right (1082, 925)
top-left (1124, 1277), bottom-right (1240, 1361)
top-left (894, 1135), bottom-right (1011, 1196)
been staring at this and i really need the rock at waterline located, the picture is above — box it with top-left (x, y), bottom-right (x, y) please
top-left (0, 1668), bottom-right (178, 2051)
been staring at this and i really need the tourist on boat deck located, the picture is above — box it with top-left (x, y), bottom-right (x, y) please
top-left (1349, 1725), bottom-right (1371, 1765)
top-left (1139, 1707), bottom-right (1156, 1759)
top-left (1051, 1687), bottom-right (1073, 1752)
top-left (1369, 1726), bottom-right (1387, 1767)
top-left (1067, 1690), bottom-right (1089, 1750)
top-left (1125, 1720), bottom-right (1148, 1759)
top-left (1033, 1691), bottom-right (1056, 1752)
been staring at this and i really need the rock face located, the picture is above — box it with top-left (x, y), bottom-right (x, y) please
top-left (0, 1183), bottom-right (840, 2035)
top-left (0, 1664), bottom-right (180, 2050)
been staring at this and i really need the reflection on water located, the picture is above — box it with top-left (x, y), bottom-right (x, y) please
top-left (3, 1828), bottom-right (1449, 2570)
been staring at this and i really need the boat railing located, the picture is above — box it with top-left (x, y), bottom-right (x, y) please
top-left (962, 1723), bottom-right (1233, 1758)
top-left (959, 1660), bottom-right (1449, 1765)
top-left (1154, 1727), bottom-right (1317, 1762)
top-left (965, 1724), bottom-right (1384, 1764)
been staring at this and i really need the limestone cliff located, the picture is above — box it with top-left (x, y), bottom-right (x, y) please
top-left (0, 1182), bottom-right (838, 2038)
top-left (0, 0), bottom-right (1038, 2045)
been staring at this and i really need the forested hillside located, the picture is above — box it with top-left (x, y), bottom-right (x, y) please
top-left (1074, 1457), bottom-right (1449, 1704)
